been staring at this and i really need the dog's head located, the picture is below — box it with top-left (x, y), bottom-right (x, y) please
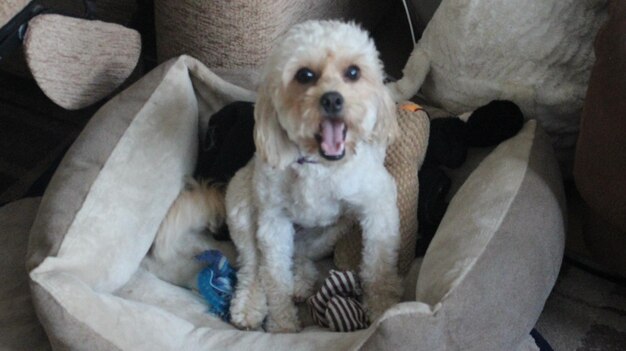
top-left (254, 20), bottom-right (397, 169)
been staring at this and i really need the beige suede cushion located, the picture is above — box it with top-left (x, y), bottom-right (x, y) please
top-left (334, 105), bottom-right (429, 275)
top-left (23, 14), bottom-right (141, 110)
top-left (26, 56), bottom-right (563, 350)
top-left (393, 0), bottom-right (606, 172)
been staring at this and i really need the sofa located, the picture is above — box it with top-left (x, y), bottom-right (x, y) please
top-left (0, 1), bottom-right (572, 350)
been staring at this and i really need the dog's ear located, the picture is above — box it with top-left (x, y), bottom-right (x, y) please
top-left (372, 85), bottom-right (399, 146)
top-left (254, 86), bottom-right (299, 169)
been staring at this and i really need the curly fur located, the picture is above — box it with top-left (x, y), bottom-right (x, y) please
top-left (146, 20), bottom-right (403, 333)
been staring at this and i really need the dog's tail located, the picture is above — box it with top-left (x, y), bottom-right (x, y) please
top-left (143, 179), bottom-right (233, 287)
top-left (155, 179), bottom-right (226, 247)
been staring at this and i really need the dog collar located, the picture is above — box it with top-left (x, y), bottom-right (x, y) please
top-left (294, 146), bottom-right (318, 165)
top-left (296, 156), bottom-right (318, 165)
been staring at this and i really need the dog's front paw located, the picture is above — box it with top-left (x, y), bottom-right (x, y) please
top-left (230, 282), bottom-right (268, 330)
top-left (363, 274), bottom-right (403, 322)
top-left (265, 303), bottom-right (301, 333)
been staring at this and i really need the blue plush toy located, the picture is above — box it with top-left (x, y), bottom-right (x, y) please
top-left (196, 250), bottom-right (237, 322)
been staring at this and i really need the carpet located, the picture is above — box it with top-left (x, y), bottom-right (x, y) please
top-left (535, 186), bottom-right (626, 350)
top-left (536, 258), bottom-right (626, 350)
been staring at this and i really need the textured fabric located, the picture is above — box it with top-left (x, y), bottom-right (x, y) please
top-left (196, 250), bottom-right (237, 322)
top-left (308, 270), bottom-right (368, 332)
top-left (0, 198), bottom-right (50, 351)
top-left (393, 0), bottom-right (608, 171)
top-left (23, 14), bottom-right (141, 110)
top-left (574, 0), bottom-right (626, 275)
top-left (154, 0), bottom-right (387, 90)
top-left (26, 57), bottom-right (563, 350)
top-left (0, 0), bottom-right (138, 79)
top-left (421, 121), bottom-right (565, 350)
top-left (334, 104), bottom-right (429, 275)
top-left (363, 121), bottom-right (565, 350)
top-left (0, 0), bottom-right (29, 27)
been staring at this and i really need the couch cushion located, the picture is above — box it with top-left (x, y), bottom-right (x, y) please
top-left (23, 14), bottom-right (141, 110)
top-left (391, 0), bottom-right (607, 171)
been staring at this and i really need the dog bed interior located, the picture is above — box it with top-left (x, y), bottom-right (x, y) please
top-left (23, 56), bottom-right (565, 350)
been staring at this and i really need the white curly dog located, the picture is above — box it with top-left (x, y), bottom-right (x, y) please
top-left (146, 20), bottom-right (403, 333)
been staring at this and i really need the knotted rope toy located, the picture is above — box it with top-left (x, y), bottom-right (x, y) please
top-left (196, 250), bottom-right (237, 322)
top-left (307, 270), bottom-right (369, 332)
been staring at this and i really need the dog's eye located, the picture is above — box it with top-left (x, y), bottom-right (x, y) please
top-left (345, 65), bottom-right (360, 81)
top-left (295, 68), bottom-right (316, 84)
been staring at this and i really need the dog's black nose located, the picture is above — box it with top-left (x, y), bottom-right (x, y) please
top-left (320, 91), bottom-right (344, 116)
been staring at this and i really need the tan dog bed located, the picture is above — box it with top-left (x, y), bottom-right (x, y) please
top-left (17, 56), bottom-right (565, 350)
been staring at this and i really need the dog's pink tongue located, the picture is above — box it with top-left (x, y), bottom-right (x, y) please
top-left (320, 120), bottom-right (346, 157)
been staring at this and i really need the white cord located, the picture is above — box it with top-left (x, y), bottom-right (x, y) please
top-left (401, 0), bottom-right (417, 47)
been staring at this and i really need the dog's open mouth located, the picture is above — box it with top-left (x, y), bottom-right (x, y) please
top-left (316, 119), bottom-right (347, 160)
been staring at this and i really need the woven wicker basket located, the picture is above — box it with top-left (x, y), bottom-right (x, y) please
top-left (334, 103), bottom-right (429, 275)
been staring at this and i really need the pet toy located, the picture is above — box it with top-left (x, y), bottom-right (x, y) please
top-left (196, 250), bottom-right (238, 322)
top-left (307, 270), bottom-right (369, 332)
top-left (417, 100), bottom-right (524, 254)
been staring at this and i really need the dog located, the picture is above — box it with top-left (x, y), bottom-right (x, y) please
top-left (145, 20), bottom-right (402, 333)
